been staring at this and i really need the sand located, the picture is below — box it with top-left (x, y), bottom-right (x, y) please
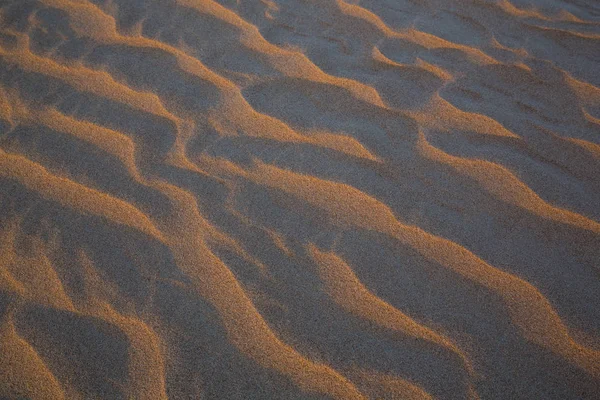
top-left (0, 0), bottom-right (599, 398)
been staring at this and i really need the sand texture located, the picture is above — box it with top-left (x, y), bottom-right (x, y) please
top-left (0, 0), bottom-right (599, 398)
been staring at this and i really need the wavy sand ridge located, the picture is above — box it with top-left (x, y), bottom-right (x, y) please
top-left (1, 0), bottom-right (599, 399)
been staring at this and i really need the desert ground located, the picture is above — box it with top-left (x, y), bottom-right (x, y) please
top-left (0, 0), bottom-right (599, 399)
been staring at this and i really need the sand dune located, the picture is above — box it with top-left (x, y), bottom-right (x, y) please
top-left (0, 0), bottom-right (599, 398)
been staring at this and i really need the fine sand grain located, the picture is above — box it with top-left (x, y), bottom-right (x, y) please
top-left (0, 0), bottom-right (599, 399)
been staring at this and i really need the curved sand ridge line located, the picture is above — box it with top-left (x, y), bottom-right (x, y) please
top-left (0, 40), bottom-right (373, 397)
top-left (234, 160), bottom-right (600, 378)
top-left (174, 0), bottom-right (389, 107)
top-left (146, 182), bottom-right (366, 399)
top-left (0, 88), bottom-right (139, 176)
top-left (417, 132), bottom-right (600, 234)
top-left (0, 55), bottom-right (370, 400)
top-left (1, 0), bottom-right (599, 398)
top-left (0, 322), bottom-right (66, 400)
top-left (0, 225), bottom-right (69, 399)
top-left (308, 244), bottom-right (475, 395)
top-left (0, 150), bottom-right (162, 241)
top-left (0, 35), bottom-right (180, 127)
top-left (0, 223), bottom-right (168, 399)
top-left (42, 0), bottom-right (387, 109)
top-left (0, 83), bottom-right (370, 400)
top-left (30, 0), bottom-right (381, 165)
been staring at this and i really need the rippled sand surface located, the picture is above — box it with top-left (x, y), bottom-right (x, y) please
top-left (1, 0), bottom-right (599, 398)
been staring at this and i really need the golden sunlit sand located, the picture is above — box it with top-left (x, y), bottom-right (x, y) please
top-left (0, 0), bottom-right (599, 399)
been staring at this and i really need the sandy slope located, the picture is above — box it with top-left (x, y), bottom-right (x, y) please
top-left (0, 0), bottom-right (599, 398)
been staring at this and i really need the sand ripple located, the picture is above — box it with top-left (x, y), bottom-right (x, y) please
top-left (1, 0), bottom-right (599, 398)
